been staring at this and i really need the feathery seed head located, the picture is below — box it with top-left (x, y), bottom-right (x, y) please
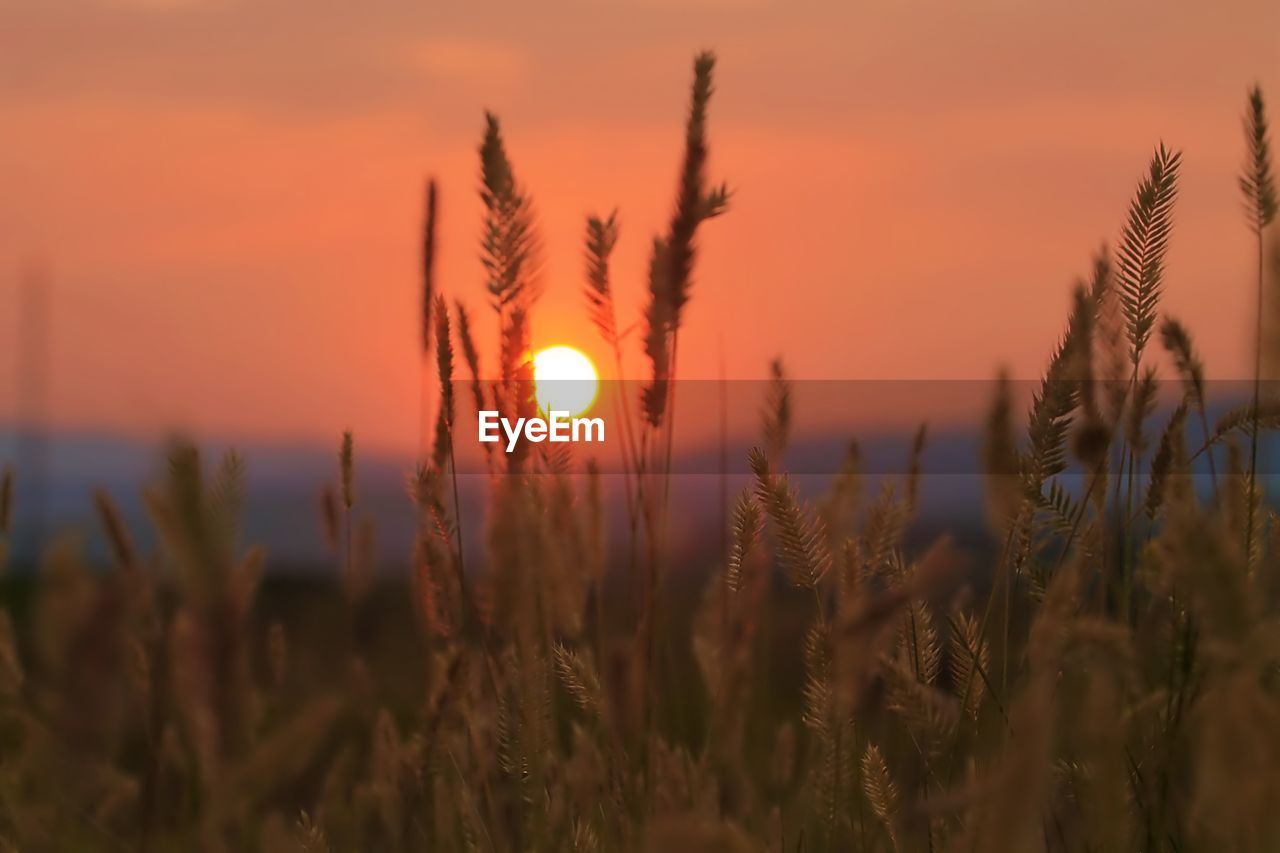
top-left (749, 446), bottom-right (832, 589)
top-left (1242, 86), bottom-right (1277, 233)
top-left (1118, 144), bottom-right (1181, 366)
top-left (422, 178), bottom-right (438, 353)
top-left (480, 112), bottom-right (540, 311)
top-left (762, 358), bottom-right (792, 461)
top-left (1147, 403), bottom-right (1189, 520)
top-left (585, 210), bottom-right (621, 345)
top-left (1161, 316), bottom-right (1206, 410)
top-left (434, 294), bottom-right (454, 398)
top-left (726, 490), bottom-right (763, 593)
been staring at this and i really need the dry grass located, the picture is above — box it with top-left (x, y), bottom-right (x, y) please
top-left (1, 57), bottom-right (1280, 853)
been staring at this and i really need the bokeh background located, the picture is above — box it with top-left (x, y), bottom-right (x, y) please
top-left (4, 1), bottom-right (1278, 447)
top-left (2, 0), bottom-right (1276, 562)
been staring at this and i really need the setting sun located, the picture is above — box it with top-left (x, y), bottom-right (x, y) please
top-left (532, 345), bottom-right (599, 417)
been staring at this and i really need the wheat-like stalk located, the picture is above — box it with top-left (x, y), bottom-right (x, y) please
top-left (584, 210), bottom-right (621, 347)
top-left (1243, 86), bottom-right (1276, 564)
top-left (749, 447), bottom-right (831, 590)
top-left (552, 642), bottom-right (604, 719)
top-left (862, 482), bottom-right (906, 578)
top-left (295, 811), bottom-right (330, 853)
top-left (861, 742), bottom-right (900, 850)
top-left (948, 609), bottom-right (990, 719)
top-left (801, 623), bottom-right (833, 734)
top-left (422, 179), bottom-right (439, 352)
top-left (319, 483), bottom-right (339, 552)
top-left (584, 208), bottom-right (643, 526)
top-left (418, 178), bottom-right (440, 461)
top-left (983, 371), bottom-right (1020, 526)
top-left (1242, 86), bottom-right (1278, 236)
top-left (337, 431), bottom-right (355, 595)
top-left (1146, 403), bottom-right (1189, 520)
top-left (641, 52), bottom-right (728, 429)
top-left (480, 113), bottom-right (540, 312)
top-left (725, 490), bottom-right (763, 594)
top-left (339, 431), bottom-right (354, 511)
top-left (1125, 365), bottom-right (1159, 457)
top-left (1025, 296), bottom-right (1088, 490)
top-left (663, 51), bottom-right (729, 324)
top-left (432, 294), bottom-right (455, 472)
top-left (761, 358), bottom-right (792, 462)
top-left (1118, 144), bottom-right (1181, 368)
top-left (453, 300), bottom-right (492, 471)
top-left (570, 819), bottom-right (600, 853)
top-left (640, 239), bottom-right (672, 429)
top-left (905, 424), bottom-right (927, 515)
top-left (1162, 317), bottom-right (1218, 490)
top-left (1161, 318), bottom-right (1205, 410)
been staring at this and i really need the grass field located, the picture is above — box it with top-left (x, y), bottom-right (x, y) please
top-left (2, 53), bottom-right (1280, 852)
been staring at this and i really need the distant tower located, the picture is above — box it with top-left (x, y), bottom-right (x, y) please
top-left (16, 264), bottom-right (51, 563)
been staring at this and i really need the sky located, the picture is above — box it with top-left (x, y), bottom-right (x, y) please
top-left (1, 0), bottom-right (1277, 455)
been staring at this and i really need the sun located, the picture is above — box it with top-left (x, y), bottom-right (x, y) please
top-left (532, 345), bottom-right (599, 417)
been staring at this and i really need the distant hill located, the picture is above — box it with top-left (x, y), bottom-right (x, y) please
top-left (1, 424), bottom-right (1002, 572)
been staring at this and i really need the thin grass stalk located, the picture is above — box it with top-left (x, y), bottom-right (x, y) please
top-left (637, 53), bottom-right (727, 801)
top-left (950, 465), bottom-right (1073, 768)
top-left (939, 609), bottom-right (1008, 726)
top-left (1248, 226), bottom-right (1267, 565)
top-left (1160, 318), bottom-right (1220, 496)
top-left (1249, 230), bottom-right (1265, 561)
top-left (1244, 86), bottom-right (1278, 560)
top-left (1116, 145), bottom-right (1181, 619)
top-left (438, 313), bottom-right (468, 602)
top-left (645, 331), bottom-right (680, 797)
top-left (1197, 411), bottom-right (1219, 500)
top-left (137, 551), bottom-right (175, 853)
top-left (718, 337), bottom-right (729, 665)
top-left (419, 180), bottom-right (439, 463)
top-left (950, 520), bottom-right (1016, 748)
top-left (1124, 399), bottom-right (1138, 620)
top-left (340, 431), bottom-right (355, 603)
top-left (584, 211), bottom-right (645, 588)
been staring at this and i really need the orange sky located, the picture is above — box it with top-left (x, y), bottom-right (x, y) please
top-left (1, 1), bottom-right (1277, 455)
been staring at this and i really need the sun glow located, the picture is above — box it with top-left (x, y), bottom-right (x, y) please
top-left (532, 346), bottom-right (599, 417)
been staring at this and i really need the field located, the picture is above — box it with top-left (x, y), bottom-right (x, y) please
top-left (2, 53), bottom-right (1280, 853)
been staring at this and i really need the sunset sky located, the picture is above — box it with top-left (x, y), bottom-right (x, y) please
top-left (1, 0), bottom-right (1277, 455)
